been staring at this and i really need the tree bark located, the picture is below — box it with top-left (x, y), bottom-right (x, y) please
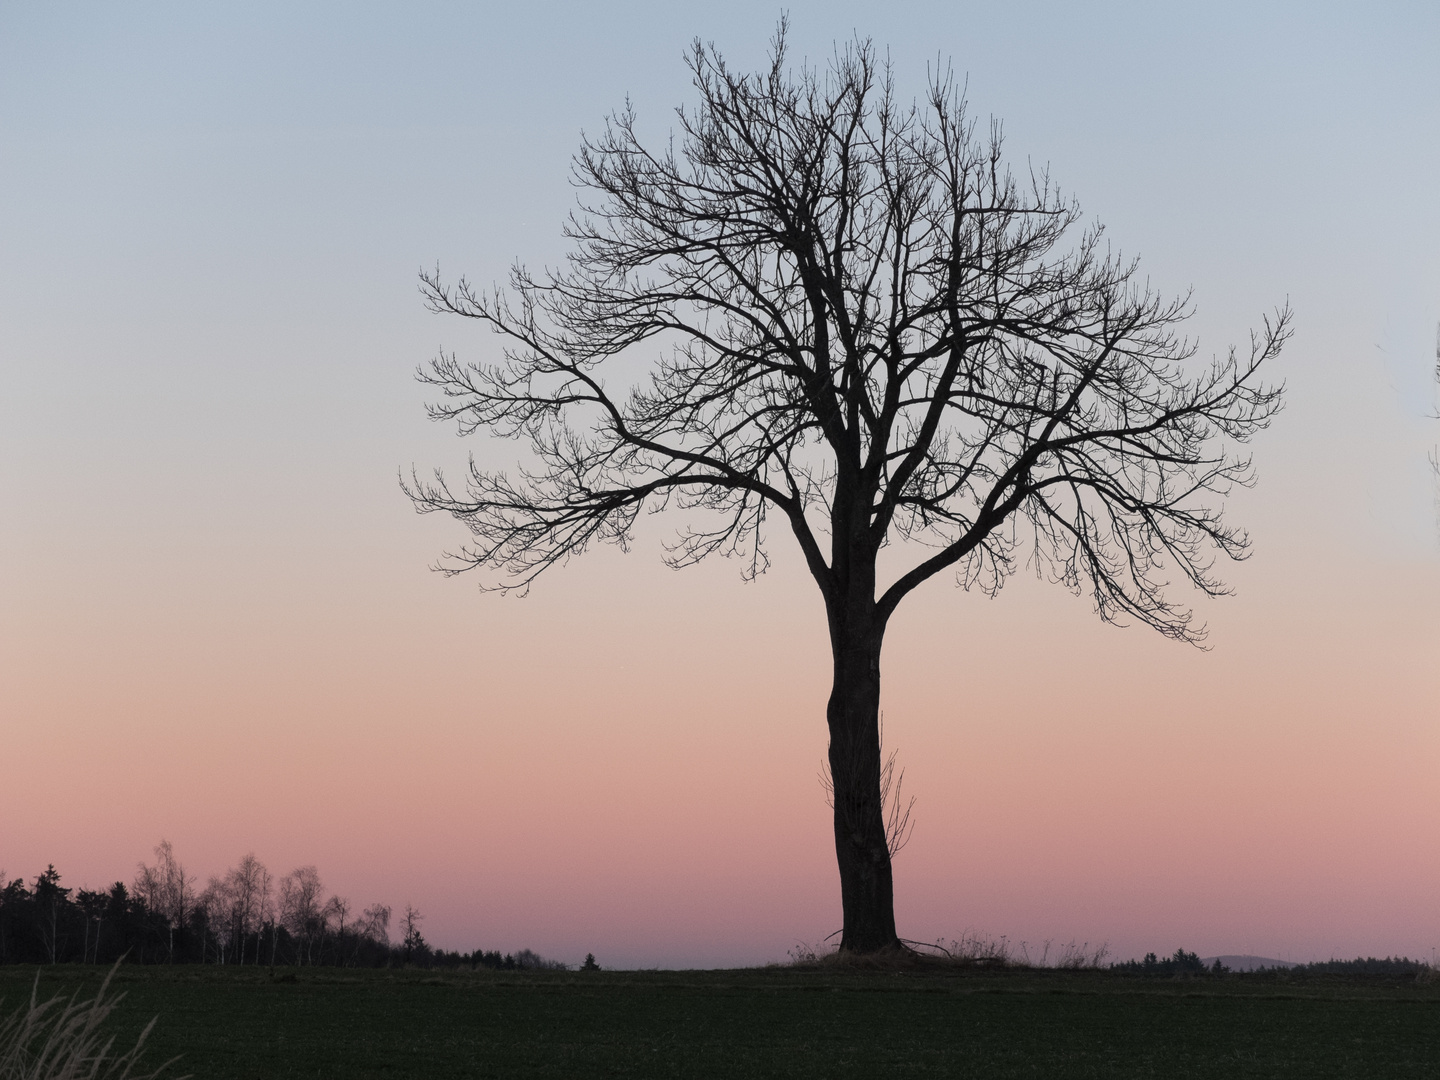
top-left (826, 600), bottom-right (899, 953)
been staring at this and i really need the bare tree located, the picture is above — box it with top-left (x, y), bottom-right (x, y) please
top-left (134, 840), bottom-right (194, 962)
top-left (324, 895), bottom-right (350, 937)
top-left (198, 853), bottom-right (268, 965)
top-left (408, 26), bottom-right (1290, 952)
top-left (320, 895), bottom-right (350, 964)
top-left (198, 875), bottom-right (232, 963)
top-left (343, 901), bottom-right (389, 965)
top-left (253, 862), bottom-right (276, 967)
top-left (279, 866), bottom-right (325, 965)
top-left (226, 853), bottom-right (267, 965)
top-left (359, 903), bottom-right (391, 947)
top-left (399, 905), bottom-right (425, 965)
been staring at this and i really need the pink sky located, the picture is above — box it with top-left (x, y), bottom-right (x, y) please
top-left (5, 477), bottom-right (1437, 967)
top-left (2, 3), bottom-right (1438, 968)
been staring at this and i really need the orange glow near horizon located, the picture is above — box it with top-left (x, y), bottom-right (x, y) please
top-left (5, 522), bottom-right (1437, 967)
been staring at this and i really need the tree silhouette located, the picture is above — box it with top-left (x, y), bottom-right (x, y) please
top-left (409, 25), bottom-right (1290, 952)
top-left (279, 866), bottom-right (325, 965)
top-left (400, 905), bottom-right (426, 965)
top-left (134, 841), bottom-right (193, 963)
top-left (33, 866), bottom-right (70, 965)
top-left (0, 852), bottom-right (556, 968)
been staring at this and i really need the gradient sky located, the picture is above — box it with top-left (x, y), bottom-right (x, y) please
top-left (2, 2), bottom-right (1437, 969)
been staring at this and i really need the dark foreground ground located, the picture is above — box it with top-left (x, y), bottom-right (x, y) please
top-left (3, 963), bottom-right (1437, 1079)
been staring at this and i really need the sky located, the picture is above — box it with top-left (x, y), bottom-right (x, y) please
top-left (1, 1), bottom-right (1437, 969)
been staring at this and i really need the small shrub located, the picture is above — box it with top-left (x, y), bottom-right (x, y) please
top-left (785, 942), bottom-right (830, 965)
top-left (511, 950), bottom-right (567, 971)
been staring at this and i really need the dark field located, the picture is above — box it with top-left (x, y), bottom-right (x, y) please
top-left (3, 964), bottom-right (1438, 1079)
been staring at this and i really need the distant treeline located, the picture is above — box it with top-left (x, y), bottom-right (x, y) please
top-left (1111, 949), bottom-right (1432, 977)
top-left (0, 843), bottom-right (567, 970)
top-left (1111, 950), bottom-right (1220, 975)
top-left (1293, 957), bottom-right (1430, 975)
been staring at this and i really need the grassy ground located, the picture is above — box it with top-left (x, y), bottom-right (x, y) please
top-left (2, 963), bottom-right (1437, 1079)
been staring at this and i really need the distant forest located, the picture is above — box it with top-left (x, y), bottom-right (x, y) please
top-left (0, 843), bottom-right (567, 970)
top-left (1110, 950), bottom-right (1432, 977)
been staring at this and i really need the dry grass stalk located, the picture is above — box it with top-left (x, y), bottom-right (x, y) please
top-left (0, 962), bottom-right (182, 1080)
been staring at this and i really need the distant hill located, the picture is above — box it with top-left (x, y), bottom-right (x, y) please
top-left (1202, 955), bottom-right (1297, 972)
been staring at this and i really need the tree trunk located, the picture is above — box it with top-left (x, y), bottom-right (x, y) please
top-left (827, 610), bottom-right (899, 953)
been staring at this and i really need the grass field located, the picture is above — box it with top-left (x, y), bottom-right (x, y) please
top-left (2, 963), bottom-right (1437, 1079)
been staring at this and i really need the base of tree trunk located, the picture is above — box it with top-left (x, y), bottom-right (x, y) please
top-left (797, 940), bottom-right (954, 970)
top-left (838, 938), bottom-right (911, 959)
